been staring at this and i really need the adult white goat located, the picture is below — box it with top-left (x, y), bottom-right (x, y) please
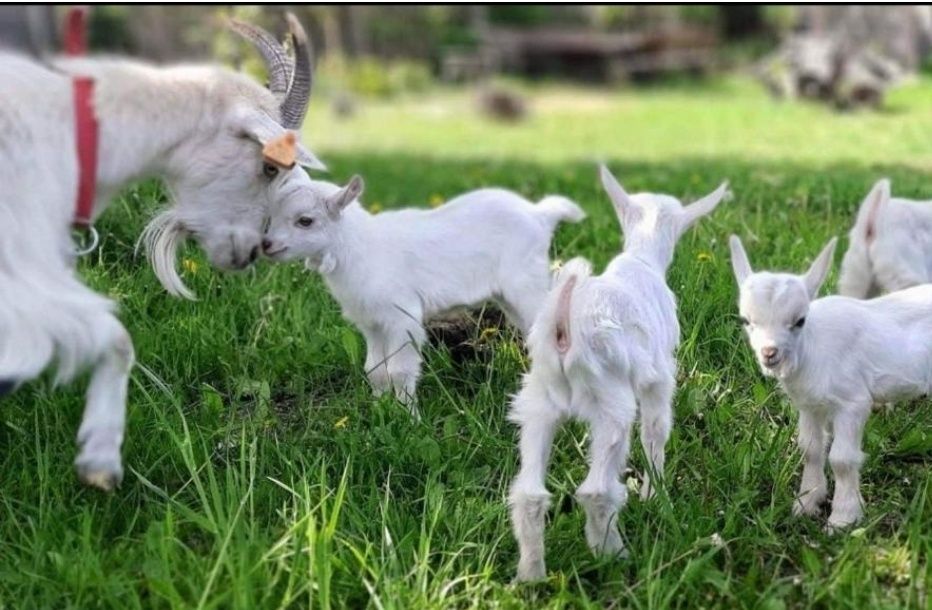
top-left (730, 235), bottom-right (932, 531)
top-left (261, 175), bottom-right (585, 411)
top-left (0, 15), bottom-right (323, 489)
top-left (508, 165), bottom-right (727, 582)
top-left (838, 178), bottom-right (932, 298)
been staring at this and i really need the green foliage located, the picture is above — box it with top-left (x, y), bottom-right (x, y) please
top-left (89, 5), bottom-right (135, 53)
top-left (762, 5), bottom-right (798, 34)
top-left (342, 58), bottom-right (434, 99)
top-left (597, 5), bottom-right (722, 30)
top-left (389, 61), bottom-right (434, 94)
top-left (364, 6), bottom-right (464, 60)
top-left (345, 58), bottom-right (395, 98)
top-left (678, 4), bottom-right (721, 27)
top-left (1, 77), bottom-right (930, 608)
top-left (488, 6), bottom-right (564, 27)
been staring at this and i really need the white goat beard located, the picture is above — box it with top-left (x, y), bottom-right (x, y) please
top-left (137, 210), bottom-right (195, 300)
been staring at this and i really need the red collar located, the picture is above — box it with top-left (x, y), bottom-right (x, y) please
top-left (65, 7), bottom-right (97, 229)
top-left (72, 77), bottom-right (98, 228)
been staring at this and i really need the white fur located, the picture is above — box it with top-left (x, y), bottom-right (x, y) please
top-left (507, 165), bottom-right (728, 581)
top-left (262, 176), bottom-right (586, 411)
top-left (0, 48), bottom-right (322, 489)
top-left (838, 178), bottom-right (932, 297)
top-left (730, 235), bottom-right (932, 531)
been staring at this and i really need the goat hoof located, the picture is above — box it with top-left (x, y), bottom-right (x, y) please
top-left (591, 531), bottom-right (627, 558)
top-left (792, 498), bottom-right (823, 518)
top-left (399, 400), bottom-right (421, 420)
top-left (515, 561), bottom-right (546, 583)
top-left (823, 522), bottom-right (847, 536)
top-left (0, 379), bottom-right (17, 398)
top-left (75, 457), bottom-right (123, 491)
top-left (824, 512), bottom-right (861, 535)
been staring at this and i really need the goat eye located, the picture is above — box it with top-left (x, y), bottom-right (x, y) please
top-left (296, 216), bottom-right (314, 228)
top-left (263, 163), bottom-right (279, 179)
top-left (738, 316), bottom-right (749, 326)
top-left (793, 316), bottom-right (806, 329)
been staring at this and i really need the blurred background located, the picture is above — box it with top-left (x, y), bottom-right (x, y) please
top-left (5, 5), bottom-right (932, 168)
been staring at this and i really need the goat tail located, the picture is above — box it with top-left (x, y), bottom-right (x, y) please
top-left (533, 195), bottom-right (586, 230)
top-left (137, 209), bottom-right (196, 300)
top-left (838, 178), bottom-right (889, 298)
top-left (531, 258), bottom-right (592, 359)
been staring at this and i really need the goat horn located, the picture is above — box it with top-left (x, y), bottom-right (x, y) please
top-left (279, 12), bottom-right (312, 130)
top-left (228, 18), bottom-right (293, 96)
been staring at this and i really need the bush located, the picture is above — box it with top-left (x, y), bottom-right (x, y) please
top-left (342, 58), bottom-right (434, 99)
top-left (346, 58), bottom-right (395, 98)
top-left (388, 61), bottom-right (433, 94)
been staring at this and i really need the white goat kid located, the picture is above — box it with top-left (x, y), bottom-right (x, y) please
top-left (0, 16), bottom-right (322, 489)
top-left (838, 178), bottom-right (932, 297)
top-left (508, 165), bottom-right (727, 582)
top-left (730, 235), bottom-right (932, 531)
top-left (262, 176), bottom-right (585, 410)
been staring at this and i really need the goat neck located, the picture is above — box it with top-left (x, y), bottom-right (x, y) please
top-left (318, 202), bottom-right (374, 277)
top-left (612, 226), bottom-right (678, 276)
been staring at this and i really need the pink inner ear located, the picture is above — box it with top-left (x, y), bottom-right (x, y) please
top-left (865, 200), bottom-right (880, 244)
top-left (555, 276), bottom-right (577, 354)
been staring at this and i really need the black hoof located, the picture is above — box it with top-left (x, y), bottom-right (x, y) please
top-left (0, 379), bottom-right (16, 397)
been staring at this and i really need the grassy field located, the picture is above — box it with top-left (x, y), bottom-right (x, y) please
top-left (1, 77), bottom-right (930, 608)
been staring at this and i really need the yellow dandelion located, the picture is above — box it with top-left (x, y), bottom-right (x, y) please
top-left (334, 416), bottom-right (349, 429)
top-left (369, 202), bottom-right (383, 213)
top-left (182, 258), bottom-right (199, 275)
top-left (429, 194), bottom-right (445, 208)
top-left (697, 252), bottom-right (713, 262)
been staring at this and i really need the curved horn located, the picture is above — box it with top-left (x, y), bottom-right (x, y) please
top-left (229, 18), bottom-right (293, 96)
top-left (279, 13), bottom-right (312, 129)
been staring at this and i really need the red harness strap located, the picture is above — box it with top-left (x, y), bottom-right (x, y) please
top-left (64, 7), bottom-right (98, 229)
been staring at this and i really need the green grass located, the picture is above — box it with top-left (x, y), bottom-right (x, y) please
top-left (1, 78), bottom-right (930, 608)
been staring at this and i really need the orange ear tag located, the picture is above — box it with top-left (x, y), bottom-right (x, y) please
top-left (262, 132), bottom-right (297, 169)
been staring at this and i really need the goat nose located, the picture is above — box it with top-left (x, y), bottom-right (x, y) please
top-left (261, 239), bottom-right (273, 252)
top-left (762, 346), bottom-right (778, 359)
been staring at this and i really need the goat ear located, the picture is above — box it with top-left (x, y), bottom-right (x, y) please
top-left (803, 237), bottom-right (837, 299)
top-left (238, 111), bottom-right (326, 171)
top-left (860, 178), bottom-right (890, 242)
top-left (867, 178), bottom-right (891, 205)
top-left (326, 175), bottom-right (364, 218)
top-left (599, 164), bottom-right (635, 228)
top-left (240, 111), bottom-right (283, 145)
top-left (729, 234), bottom-right (753, 286)
top-left (680, 181), bottom-right (728, 234)
top-left (296, 144), bottom-right (327, 171)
